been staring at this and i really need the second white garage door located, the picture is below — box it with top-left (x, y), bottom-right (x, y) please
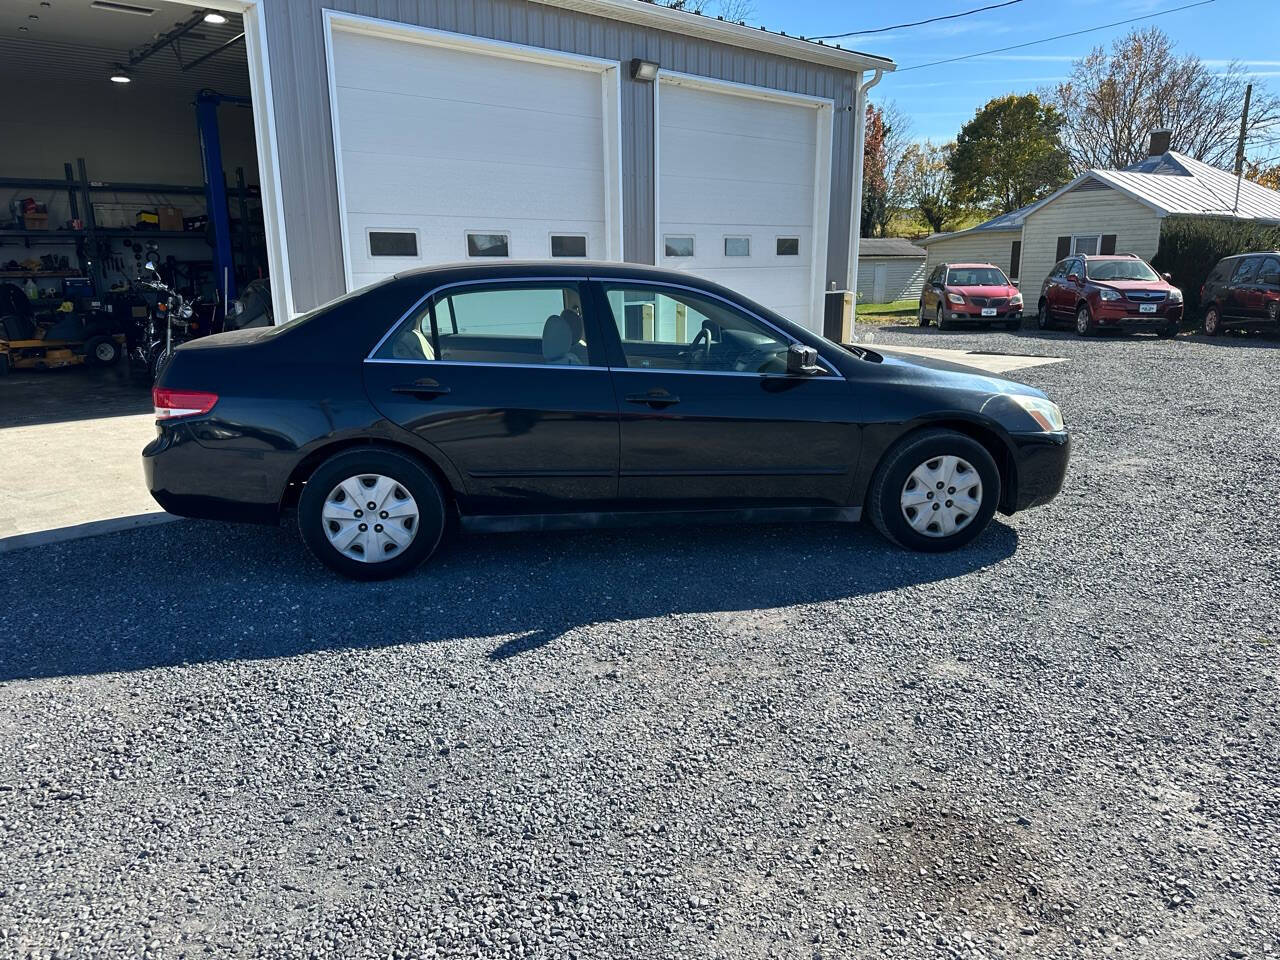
top-left (656, 74), bottom-right (832, 333)
top-left (325, 17), bottom-right (622, 292)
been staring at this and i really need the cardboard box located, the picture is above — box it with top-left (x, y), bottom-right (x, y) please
top-left (136, 210), bottom-right (160, 229)
top-left (157, 206), bottom-right (183, 232)
top-left (23, 212), bottom-right (49, 230)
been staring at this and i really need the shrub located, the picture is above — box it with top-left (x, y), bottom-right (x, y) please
top-left (1152, 216), bottom-right (1280, 316)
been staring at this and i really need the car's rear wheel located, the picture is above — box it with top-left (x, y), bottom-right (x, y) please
top-left (1075, 304), bottom-right (1094, 337)
top-left (1037, 300), bottom-right (1051, 330)
top-left (298, 447), bottom-right (446, 580)
top-left (866, 429), bottom-right (1001, 553)
top-left (1203, 305), bottom-right (1221, 336)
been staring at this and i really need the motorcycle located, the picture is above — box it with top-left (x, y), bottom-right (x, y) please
top-left (130, 260), bottom-right (201, 382)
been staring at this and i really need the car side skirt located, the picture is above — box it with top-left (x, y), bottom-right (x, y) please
top-left (460, 505), bottom-right (862, 534)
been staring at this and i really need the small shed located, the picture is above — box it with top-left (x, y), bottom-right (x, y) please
top-left (856, 237), bottom-right (927, 303)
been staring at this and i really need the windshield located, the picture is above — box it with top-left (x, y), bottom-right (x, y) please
top-left (1086, 259), bottom-right (1160, 281)
top-left (946, 267), bottom-right (1008, 286)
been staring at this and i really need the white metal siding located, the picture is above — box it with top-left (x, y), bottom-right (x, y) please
top-left (1020, 184), bottom-right (1163, 305)
top-left (656, 78), bottom-right (828, 331)
top-left (855, 257), bottom-right (926, 302)
top-left (922, 230), bottom-right (1021, 278)
top-left (329, 27), bottom-right (611, 291)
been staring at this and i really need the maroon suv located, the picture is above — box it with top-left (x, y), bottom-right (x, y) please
top-left (1037, 254), bottom-right (1182, 337)
top-left (919, 262), bottom-right (1023, 331)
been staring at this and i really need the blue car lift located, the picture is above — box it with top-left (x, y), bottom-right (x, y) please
top-left (195, 89), bottom-right (251, 319)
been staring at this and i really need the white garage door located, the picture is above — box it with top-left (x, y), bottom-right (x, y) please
top-left (327, 20), bottom-right (621, 291)
top-left (657, 76), bottom-right (831, 332)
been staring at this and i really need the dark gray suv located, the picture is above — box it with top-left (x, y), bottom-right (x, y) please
top-left (1200, 251), bottom-right (1280, 335)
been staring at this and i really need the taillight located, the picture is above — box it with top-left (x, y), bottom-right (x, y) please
top-left (153, 386), bottom-right (218, 420)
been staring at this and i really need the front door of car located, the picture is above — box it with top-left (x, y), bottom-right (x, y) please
top-left (363, 279), bottom-right (619, 514)
top-left (591, 280), bottom-right (859, 508)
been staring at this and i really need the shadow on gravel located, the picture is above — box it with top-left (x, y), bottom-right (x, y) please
top-left (0, 518), bottom-right (1017, 679)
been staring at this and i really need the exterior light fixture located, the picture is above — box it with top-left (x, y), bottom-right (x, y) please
top-left (110, 66), bottom-right (132, 83)
top-left (630, 58), bottom-right (659, 82)
top-left (203, 11), bottom-right (227, 24)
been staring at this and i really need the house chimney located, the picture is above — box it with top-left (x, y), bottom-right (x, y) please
top-left (1148, 128), bottom-right (1172, 156)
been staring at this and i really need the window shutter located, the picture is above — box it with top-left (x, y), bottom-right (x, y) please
top-left (1100, 234), bottom-right (1118, 255)
top-left (1010, 240), bottom-right (1022, 279)
top-left (1055, 236), bottom-right (1071, 261)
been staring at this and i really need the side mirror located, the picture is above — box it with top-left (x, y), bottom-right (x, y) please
top-left (786, 343), bottom-right (823, 375)
top-left (1162, 272), bottom-right (1172, 282)
top-left (1011, 279), bottom-right (1020, 288)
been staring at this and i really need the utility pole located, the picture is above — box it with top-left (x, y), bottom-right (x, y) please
top-left (1233, 83), bottom-right (1252, 214)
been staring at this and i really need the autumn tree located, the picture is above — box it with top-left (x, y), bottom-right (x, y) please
top-left (1049, 27), bottom-right (1280, 170)
top-left (861, 104), bottom-right (888, 237)
top-left (1245, 160), bottom-right (1280, 191)
top-left (894, 140), bottom-right (956, 233)
top-left (948, 94), bottom-right (1070, 214)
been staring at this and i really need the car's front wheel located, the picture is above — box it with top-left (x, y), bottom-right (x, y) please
top-left (918, 300), bottom-right (930, 326)
top-left (1037, 300), bottom-right (1051, 330)
top-left (866, 429), bottom-right (1000, 553)
top-left (936, 305), bottom-right (949, 331)
top-left (298, 447), bottom-right (447, 580)
top-left (1075, 304), bottom-right (1094, 337)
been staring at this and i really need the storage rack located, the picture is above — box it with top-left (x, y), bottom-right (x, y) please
top-left (0, 157), bottom-right (263, 298)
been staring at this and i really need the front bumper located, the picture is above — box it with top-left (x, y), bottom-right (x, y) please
top-left (1005, 430), bottom-right (1071, 514)
top-left (1093, 301), bottom-right (1183, 329)
top-left (945, 308), bottom-right (1023, 323)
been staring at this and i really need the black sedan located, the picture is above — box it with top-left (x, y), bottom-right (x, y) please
top-left (144, 262), bottom-right (1069, 579)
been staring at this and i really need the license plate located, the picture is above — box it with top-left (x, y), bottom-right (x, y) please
top-left (1139, 303), bottom-right (1157, 314)
top-left (981, 307), bottom-right (997, 317)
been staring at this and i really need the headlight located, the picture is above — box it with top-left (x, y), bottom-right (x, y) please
top-left (1011, 395), bottom-right (1065, 432)
top-left (1010, 293), bottom-right (1023, 306)
top-left (1168, 288), bottom-right (1183, 303)
top-left (946, 293), bottom-right (965, 305)
top-left (1098, 288), bottom-right (1122, 301)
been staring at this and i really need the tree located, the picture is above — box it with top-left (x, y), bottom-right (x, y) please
top-left (948, 94), bottom-right (1070, 214)
top-left (1049, 27), bottom-right (1280, 171)
top-left (895, 141), bottom-right (956, 233)
top-left (877, 99), bottom-right (913, 232)
top-left (860, 104), bottom-right (888, 238)
top-left (1245, 160), bottom-right (1280, 191)
top-left (646, 0), bottom-right (755, 22)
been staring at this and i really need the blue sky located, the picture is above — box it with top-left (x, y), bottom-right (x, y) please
top-left (747, 0), bottom-right (1279, 159)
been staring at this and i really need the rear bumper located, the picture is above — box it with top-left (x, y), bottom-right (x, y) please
top-left (142, 421), bottom-right (282, 525)
top-left (1005, 430), bottom-right (1070, 513)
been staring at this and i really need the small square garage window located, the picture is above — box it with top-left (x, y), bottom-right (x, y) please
top-left (724, 236), bottom-right (750, 257)
top-left (776, 237), bottom-right (800, 256)
top-left (467, 232), bottom-right (510, 258)
top-left (550, 234), bottom-right (588, 258)
top-left (664, 235), bottom-right (694, 258)
top-left (368, 230), bottom-right (418, 258)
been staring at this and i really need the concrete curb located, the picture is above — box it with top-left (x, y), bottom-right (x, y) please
top-left (0, 513), bottom-right (181, 555)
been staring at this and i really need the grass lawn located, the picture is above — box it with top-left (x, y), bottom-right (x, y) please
top-left (856, 299), bottom-right (921, 326)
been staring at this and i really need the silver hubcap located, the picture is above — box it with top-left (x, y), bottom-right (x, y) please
top-left (95, 342), bottom-right (115, 361)
top-left (1206, 310), bottom-right (1217, 332)
top-left (322, 474), bottom-right (418, 563)
top-left (1076, 309), bottom-right (1089, 333)
top-left (900, 455), bottom-right (982, 538)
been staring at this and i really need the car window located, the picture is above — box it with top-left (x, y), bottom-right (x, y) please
top-left (602, 284), bottom-right (814, 376)
top-left (945, 267), bottom-right (1008, 286)
top-left (1085, 258), bottom-right (1160, 281)
top-left (1259, 257), bottom-right (1280, 285)
top-left (373, 283), bottom-right (591, 366)
top-left (1049, 261), bottom-right (1065, 279)
top-left (1232, 258), bottom-right (1259, 284)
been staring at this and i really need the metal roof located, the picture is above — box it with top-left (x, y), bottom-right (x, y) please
top-left (1092, 151), bottom-right (1280, 221)
top-left (917, 202), bottom-right (1035, 245)
top-left (858, 237), bottom-right (926, 258)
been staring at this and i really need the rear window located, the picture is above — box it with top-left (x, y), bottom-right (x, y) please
top-left (946, 267), bottom-right (1008, 286)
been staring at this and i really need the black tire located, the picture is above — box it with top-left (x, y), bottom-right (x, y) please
top-left (1157, 320), bottom-right (1179, 339)
top-left (1202, 305), bottom-right (1221, 336)
top-left (1037, 300), bottom-right (1052, 330)
top-left (298, 447), bottom-right (447, 580)
top-left (866, 428), bottom-right (1001, 553)
top-left (936, 305), bottom-right (949, 331)
top-left (1004, 318), bottom-right (1021, 332)
top-left (1074, 303), bottom-right (1094, 337)
top-left (83, 335), bottom-right (120, 366)
top-left (0, 350), bottom-right (9, 376)
top-left (918, 301), bottom-right (930, 327)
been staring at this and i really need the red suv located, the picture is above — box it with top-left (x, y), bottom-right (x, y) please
top-left (1037, 254), bottom-right (1182, 338)
top-left (919, 262), bottom-right (1022, 331)
top-left (1200, 251), bottom-right (1280, 335)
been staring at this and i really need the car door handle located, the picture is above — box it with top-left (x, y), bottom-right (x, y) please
top-left (391, 379), bottom-right (451, 398)
top-left (625, 389), bottom-right (680, 408)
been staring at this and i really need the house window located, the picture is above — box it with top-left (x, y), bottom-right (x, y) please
top-left (368, 230), bottom-right (419, 258)
top-left (466, 233), bottom-right (510, 258)
top-left (776, 237), bottom-right (800, 256)
top-left (724, 236), bottom-right (750, 257)
top-left (550, 234), bottom-right (587, 258)
top-left (664, 235), bottom-right (694, 258)
top-left (1071, 234), bottom-right (1101, 256)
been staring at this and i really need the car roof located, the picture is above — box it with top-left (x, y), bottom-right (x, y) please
top-left (393, 260), bottom-right (697, 283)
top-left (1080, 253), bottom-right (1142, 259)
top-left (942, 262), bottom-right (1000, 269)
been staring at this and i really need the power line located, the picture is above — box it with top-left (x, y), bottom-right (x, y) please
top-left (896, 0), bottom-right (1216, 73)
top-left (809, 0), bottom-right (1024, 41)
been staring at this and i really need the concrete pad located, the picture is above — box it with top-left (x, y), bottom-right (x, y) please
top-left (871, 344), bottom-right (1065, 374)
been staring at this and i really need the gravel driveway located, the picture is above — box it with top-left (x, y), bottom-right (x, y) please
top-left (1, 328), bottom-right (1277, 959)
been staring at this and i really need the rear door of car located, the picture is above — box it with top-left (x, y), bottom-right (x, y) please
top-left (1251, 256), bottom-right (1280, 323)
top-left (1225, 256), bottom-right (1259, 319)
top-left (588, 277), bottom-right (859, 509)
top-left (363, 278), bottom-right (620, 514)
